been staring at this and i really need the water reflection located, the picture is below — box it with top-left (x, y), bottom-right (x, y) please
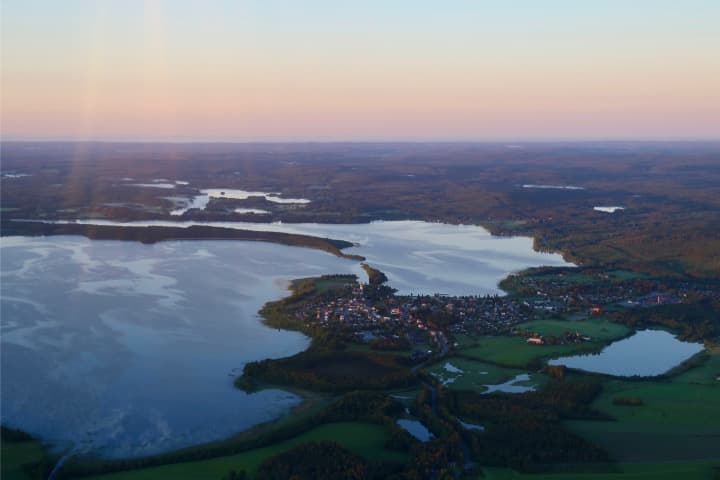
top-left (396, 419), bottom-right (434, 442)
top-left (1, 237), bottom-right (361, 458)
top-left (548, 330), bottom-right (703, 376)
top-left (43, 220), bottom-right (573, 296)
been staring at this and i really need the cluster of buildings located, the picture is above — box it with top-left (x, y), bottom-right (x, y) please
top-left (293, 283), bottom-right (534, 356)
top-left (294, 283), bottom-right (451, 354)
top-left (516, 329), bottom-right (593, 346)
top-left (503, 271), bottom-right (712, 315)
top-left (288, 268), bottom-right (716, 360)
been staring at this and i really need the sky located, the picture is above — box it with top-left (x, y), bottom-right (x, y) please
top-left (2, 0), bottom-right (719, 141)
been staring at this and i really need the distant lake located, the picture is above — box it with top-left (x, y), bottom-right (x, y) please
top-left (44, 220), bottom-right (573, 296)
top-left (170, 189), bottom-right (310, 215)
top-left (548, 330), bottom-right (704, 376)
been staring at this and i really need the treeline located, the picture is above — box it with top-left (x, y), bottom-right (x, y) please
top-left (237, 348), bottom-right (418, 393)
top-left (1, 424), bottom-right (34, 442)
top-left (361, 263), bottom-right (389, 285)
top-left (255, 441), bottom-right (369, 480)
top-left (612, 299), bottom-right (720, 341)
top-left (1, 426), bottom-right (55, 480)
top-left (0, 221), bottom-right (363, 260)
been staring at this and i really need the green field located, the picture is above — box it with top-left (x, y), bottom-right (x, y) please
top-left (426, 357), bottom-right (546, 393)
top-left (553, 272), bottom-right (595, 284)
top-left (607, 270), bottom-right (648, 281)
top-left (311, 276), bottom-right (357, 293)
top-left (1, 440), bottom-right (49, 480)
top-left (515, 318), bottom-right (631, 341)
top-left (455, 335), bottom-right (599, 368)
top-left (454, 319), bottom-right (629, 368)
top-left (84, 422), bottom-right (406, 480)
top-left (565, 351), bottom-right (720, 462)
top-left (673, 349), bottom-right (720, 385)
top-left (482, 461), bottom-right (718, 480)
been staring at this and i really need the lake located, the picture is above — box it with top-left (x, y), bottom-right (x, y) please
top-left (548, 330), bottom-right (704, 376)
top-left (43, 220), bottom-right (573, 296)
top-left (0, 236), bottom-right (361, 458)
top-left (1, 221), bottom-right (571, 458)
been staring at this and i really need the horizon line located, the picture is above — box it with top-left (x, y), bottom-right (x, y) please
top-left (2, 137), bottom-right (719, 145)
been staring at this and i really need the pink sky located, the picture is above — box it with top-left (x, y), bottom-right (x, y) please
top-left (2, 1), bottom-right (719, 140)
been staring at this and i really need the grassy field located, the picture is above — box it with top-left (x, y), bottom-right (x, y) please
top-left (553, 272), bottom-right (595, 284)
top-left (1, 440), bottom-right (49, 480)
top-left (565, 351), bottom-right (720, 462)
top-left (311, 276), bottom-right (357, 293)
top-left (453, 318), bottom-right (630, 368)
top-left (84, 422), bottom-right (407, 480)
top-left (482, 461), bottom-right (718, 480)
top-left (515, 318), bottom-right (630, 341)
top-left (455, 335), bottom-right (600, 368)
top-left (426, 357), bottom-right (546, 393)
top-left (607, 270), bottom-right (648, 281)
top-left (673, 349), bottom-right (720, 385)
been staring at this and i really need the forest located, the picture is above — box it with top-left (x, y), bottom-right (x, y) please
top-left (2, 142), bottom-right (719, 277)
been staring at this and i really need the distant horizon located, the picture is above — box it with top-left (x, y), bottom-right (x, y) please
top-left (2, 136), bottom-right (719, 145)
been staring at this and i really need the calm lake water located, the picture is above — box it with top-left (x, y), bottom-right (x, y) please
top-left (45, 220), bottom-right (573, 296)
top-left (396, 419), bottom-right (434, 442)
top-left (483, 373), bottom-right (536, 394)
top-left (0, 236), bottom-right (361, 458)
top-left (1, 221), bottom-right (570, 458)
top-left (548, 330), bottom-right (704, 376)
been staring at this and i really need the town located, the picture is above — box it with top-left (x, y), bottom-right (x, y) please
top-left (276, 267), bottom-right (717, 361)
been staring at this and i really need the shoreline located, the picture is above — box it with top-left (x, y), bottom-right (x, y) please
top-left (1, 217), bottom-right (580, 472)
top-left (0, 221), bottom-right (365, 261)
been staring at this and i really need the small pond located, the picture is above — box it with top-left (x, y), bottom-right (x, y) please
top-left (548, 330), bottom-right (704, 377)
top-left (396, 419), bottom-right (434, 442)
top-left (483, 373), bottom-right (536, 394)
top-left (458, 419), bottom-right (485, 432)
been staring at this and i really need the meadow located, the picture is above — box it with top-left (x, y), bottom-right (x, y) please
top-left (453, 317), bottom-right (631, 369)
top-left (565, 351), bottom-right (720, 463)
top-left (456, 335), bottom-right (598, 368)
top-left (514, 318), bottom-right (630, 341)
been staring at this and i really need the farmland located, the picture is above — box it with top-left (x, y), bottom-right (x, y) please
top-left (455, 334), bottom-right (599, 368)
top-left (565, 351), bottom-right (720, 462)
top-left (514, 318), bottom-right (631, 342)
